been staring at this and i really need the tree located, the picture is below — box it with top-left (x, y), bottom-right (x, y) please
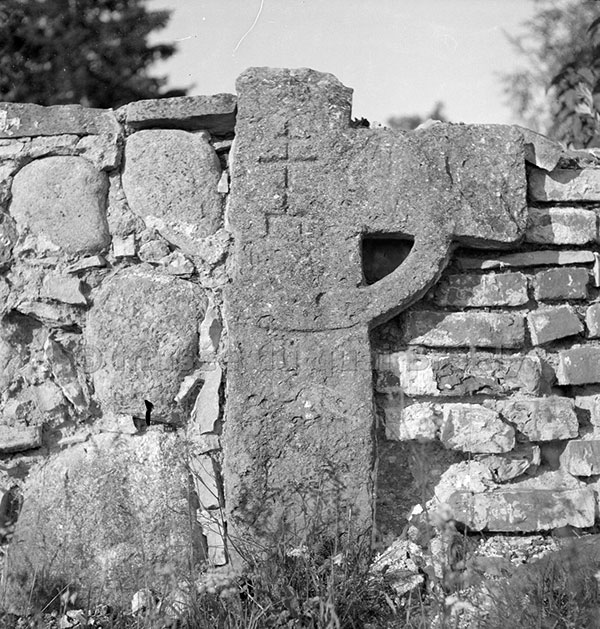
top-left (386, 101), bottom-right (447, 131)
top-left (503, 0), bottom-right (600, 148)
top-left (0, 0), bottom-right (185, 108)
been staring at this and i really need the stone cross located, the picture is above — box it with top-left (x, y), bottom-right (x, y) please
top-left (224, 67), bottom-right (527, 547)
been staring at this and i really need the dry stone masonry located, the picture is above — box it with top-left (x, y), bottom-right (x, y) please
top-left (1, 67), bottom-right (600, 610)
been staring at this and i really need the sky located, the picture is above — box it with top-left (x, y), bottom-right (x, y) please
top-left (147, 0), bottom-right (536, 126)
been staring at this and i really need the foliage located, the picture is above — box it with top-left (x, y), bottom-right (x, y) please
top-left (0, 0), bottom-right (185, 108)
top-left (386, 101), bottom-right (447, 131)
top-left (503, 0), bottom-right (600, 148)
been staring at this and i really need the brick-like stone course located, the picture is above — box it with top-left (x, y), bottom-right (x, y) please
top-left (448, 486), bottom-right (595, 531)
top-left (557, 347), bottom-right (600, 386)
top-left (458, 250), bottom-right (595, 270)
top-left (433, 272), bottom-right (528, 308)
top-left (560, 440), bottom-right (600, 476)
top-left (403, 310), bottom-right (524, 348)
top-left (440, 403), bottom-right (515, 453)
top-left (496, 396), bottom-right (579, 441)
top-left (534, 267), bottom-right (589, 301)
top-left (527, 305), bottom-right (583, 345)
top-left (586, 303), bottom-right (600, 338)
top-left (526, 207), bottom-right (597, 245)
top-left (376, 352), bottom-right (542, 397)
top-left (529, 167), bottom-right (600, 202)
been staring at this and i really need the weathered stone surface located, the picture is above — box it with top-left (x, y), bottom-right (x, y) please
top-left (403, 310), bottom-right (524, 348)
top-left (122, 129), bottom-right (223, 251)
top-left (383, 402), bottom-right (438, 441)
top-left (518, 126), bottom-right (563, 171)
top-left (432, 461), bottom-right (494, 503)
top-left (458, 249), bottom-right (595, 270)
top-left (529, 167), bottom-right (600, 202)
top-left (85, 267), bottom-right (206, 419)
top-left (440, 403), bottom-right (515, 453)
top-left (0, 103), bottom-right (120, 138)
top-left (479, 444), bottom-right (541, 482)
top-left (112, 234), bottom-right (136, 258)
top-left (433, 271), bottom-right (528, 308)
top-left (376, 351), bottom-right (541, 397)
top-left (526, 207), bottom-right (597, 244)
top-left (9, 156), bottom-right (110, 254)
top-left (574, 389), bottom-right (600, 425)
top-left (560, 440), bottom-right (600, 476)
top-left (75, 134), bottom-right (120, 170)
top-left (66, 255), bottom-right (106, 274)
top-left (223, 67), bottom-right (526, 544)
top-left (41, 274), bottom-right (87, 305)
top-left (497, 396), bottom-right (578, 441)
top-left (190, 365), bottom-right (222, 435)
top-left (557, 347), bottom-right (600, 385)
top-left (44, 337), bottom-right (88, 413)
top-left (534, 267), bottom-right (589, 300)
top-left (527, 305), bottom-right (583, 345)
top-left (4, 432), bottom-right (199, 613)
top-left (138, 239), bottom-right (170, 263)
top-left (448, 486), bottom-right (595, 531)
top-left (0, 425), bottom-right (42, 453)
top-left (586, 303), bottom-right (600, 337)
top-left (0, 212), bottom-right (16, 269)
top-left (161, 250), bottom-right (195, 276)
top-left (190, 454), bottom-right (220, 510)
top-left (125, 94), bottom-right (237, 135)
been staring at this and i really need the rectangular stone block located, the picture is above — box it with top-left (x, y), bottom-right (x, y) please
top-left (527, 305), bottom-right (583, 345)
top-left (403, 311), bottom-right (525, 348)
top-left (534, 267), bottom-right (589, 301)
top-left (525, 207), bottom-right (597, 245)
top-left (383, 402), bottom-right (438, 441)
top-left (458, 250), bottom-right (595, 270)
top-left (448, 487), bottom-right (595, 531)
top-left (557, 347), bottom-right (600, 385)
top-left (529, 167), bottom-right (600, 202)
top-left (0, 103), bottom-right (120, 138)
top-left (433, 272), bottom-right (528, 308)
top-left (0, 425), bottom-right (42, 453)
top-left (375, 351), bottom-right (542, 397)
top-left (126, 94), bottom-right (237, 135)
top-left (560, 440), bottom-right (600, 476)
top-left (575, 389), bottom-right (600, 426)
top-left (586, 303), bottom-right (600, 338)
top-left (440, 403), bottom-right (515, 453)
top-left (496, 396), bottom-right (579, 441)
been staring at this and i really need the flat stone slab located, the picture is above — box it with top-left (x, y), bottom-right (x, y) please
top-left (448, 487), bottom-right (595, 531)
top-left (0, 425), bottom-right (42, 453)
top-left (557, 347), bottom-right (600, 385)
top-left (403, 310), bottom-right (524, 348)
top-left (529, 167), bottom-right (600, 201)
top-left (496, 396), bottom-right (579, 441)
top-left (0, 103), bottom-right (120, 138)
top-left (433, 272), bottom-right (528, 308)
top-left (377, 351), bottom-right (541, 397)
top-left (525, 207), bottom-right (597, 245)
top-left (457, 249), bottom-right (595, 270)
top-left (126, 94), bottom-right (236, 135)
top-left (527, 305), bottom-right (583, 345)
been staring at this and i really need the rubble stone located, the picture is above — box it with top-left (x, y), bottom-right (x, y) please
top-left (529, 167), bottom-right (600, 202)
top-left (557, 347), bottom-right (600, 385)
top-left (526, 207), bottom-right (597, 245)
top-left (560, 440), bottom-right (600, 476)
top-left (9, 156), bottom-right (110, 254)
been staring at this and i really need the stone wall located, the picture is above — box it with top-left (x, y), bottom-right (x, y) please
top-left (374, 154), bottom-right (600, 536)
top-left (1, 67), bottom-right (600, 610)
